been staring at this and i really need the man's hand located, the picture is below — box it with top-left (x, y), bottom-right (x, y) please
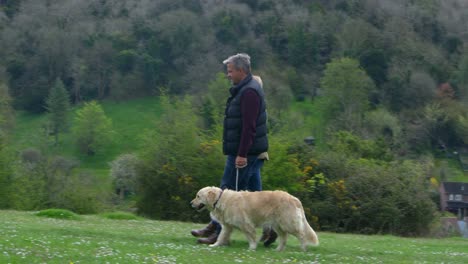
top-left (235, 156), bottom-right (247, 168)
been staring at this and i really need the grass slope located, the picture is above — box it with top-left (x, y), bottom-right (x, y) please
top-left (13, 97), bottom-right (163, 176)
top-left (1, 210), bottom-right (467, 264)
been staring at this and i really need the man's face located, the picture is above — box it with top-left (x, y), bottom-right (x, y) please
top-left (226, 63), bottom-right (245, 85)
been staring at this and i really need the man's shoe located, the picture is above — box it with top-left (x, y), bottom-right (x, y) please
top-left (191, 222), bottom-right (216, 238)
top-left (197, 232), bottom-right (218, 244)
top-left (260, 227), bottom-right (271, 242)
top-left (263, 229), bottom-right (278, 247)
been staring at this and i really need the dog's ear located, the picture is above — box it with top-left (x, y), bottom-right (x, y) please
top-left (207, 190), bottom-right (217, 202)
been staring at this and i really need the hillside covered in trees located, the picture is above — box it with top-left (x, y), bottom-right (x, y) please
top-left (1, 0), bottom-right (468, 236)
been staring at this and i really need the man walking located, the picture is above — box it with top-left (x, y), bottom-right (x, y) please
top-left (191, 53), bottom-right (277, 246)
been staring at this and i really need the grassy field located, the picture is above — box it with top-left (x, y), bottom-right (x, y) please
top-left (12, 97), bottom-right (163, 176)
top-left (1, 210), bottom-right (467, 264)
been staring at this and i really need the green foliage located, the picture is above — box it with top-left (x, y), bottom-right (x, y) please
top-left (1, 0), bottom-right (22, 18)
top-left (308, 157), bottom-right (438, 235)
top-left (0, 135), bottom-right (13, 209)
top-left (454, 51), bottom-right (468, 100)
top-left (199, 72), bottom-right (230, 130)
top-left (100, 211), bottom-right (140, 220)
top-left (2, 0), bottom-right (468, 237)
top-left (8, 147), bottom-right (104, 214)
top-left (286, 67), bottom-right (305, 100)
top-left (364, 108), bottom-right (401, 142)
top-left (296, 130), bottom-right (438, 235)
top-left (137, 95), bottom-right (223, 221)
top-left (407, 71), bottom-right (437, 109)
top-left (337, 18), bottom-right (383, 58)
top-left (0, 83), bottom-right (15, 133)
top-left (35, 208), bottom-right (80, 220)
top-left (320, 57), bottom-right (375, 131)
top-left (45, 78), bottom-right (70, 144)
top-left (115, 49), bottom-right (138, 73)
top-left (72, 101), bottom-right (114, 156)
top-left (9, 148), bottom-right (48, 210)
top-left (343, 159), bottom-right (436, 235)
top-left (0, 83), bottom-right (14, 209)
top-left (262, 138), bottom-right (305, 192)
top-left (455, 114), bottom-right (468, 145)
top-left (109, 153), bottom-right (139, 199)
top-left (328, 131), bottom-right (393, 161)
top-left (359, 49), bottom-right (388, 87)
top-left (287, 23), bottom-right (317, 68)
top-left (212, 8), bottom-right (247, 44)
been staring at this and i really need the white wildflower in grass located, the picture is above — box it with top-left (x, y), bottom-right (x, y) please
top-left (1, 211), bottom-right (468, 263)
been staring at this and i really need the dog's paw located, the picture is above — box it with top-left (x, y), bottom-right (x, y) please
top-left (210, 242), bottom-right (223, 247)
top-left (248, 243), bottom-right (257, 251)
top-left (275, 245), bottom-right (285, 252)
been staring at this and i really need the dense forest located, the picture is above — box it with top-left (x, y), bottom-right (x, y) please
top-left (1, 0), bottom-right (468, 236)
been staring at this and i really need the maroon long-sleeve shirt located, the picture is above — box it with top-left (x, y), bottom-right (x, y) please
top-left (237, 89), bottom-right (260, 157)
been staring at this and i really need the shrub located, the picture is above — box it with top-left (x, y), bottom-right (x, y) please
top-left (109, 154), bottom-right (139, 199)
top-left (11, 152), bottom-right (103, 214)
top-left (137, 95), bottom-right (223, 222)
top-left (35, 209), bottom-right (80, 220)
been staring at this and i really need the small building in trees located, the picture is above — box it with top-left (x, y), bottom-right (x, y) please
top-left (440, 182), bottom-right (468, 220)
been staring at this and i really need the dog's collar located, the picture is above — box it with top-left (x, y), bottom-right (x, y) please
top-left (213, 189), bottom-right (224, 209)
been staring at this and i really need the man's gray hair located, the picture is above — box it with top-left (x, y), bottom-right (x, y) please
top-left (223, 53), bottom-right (251, 74)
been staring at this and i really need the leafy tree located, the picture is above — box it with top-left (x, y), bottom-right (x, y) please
top-left (264, 68), bottom-right (293, 120)
top-left (9, 148), bottom-right (48, 210)
top-left (72, 101), bottom-right (114, 155)
top-left (256, 12), bottom-right (288, 59)
top-left (0, 82), bottom-right (14, 133)
top-left (110, 154), bottom-right (139, 199)
top-left (153, 9), bottom-right (205, 93)
top-left (455, 114), bottom-right (468, 145)
top-left (454, 51), bottom-right (468, 100)
top-left (199, 72), bottom-right (230, 130)
top-left (137, 95), bottom-right (223, 221)
top-left (0, 0), bottom-right (22, 18)
top-left (0, 132), bottom-right (12, 209)
top-left (307, 139), bottom-right (436, 235)
top-left (407, 71), bottom-right (437, 109)
top-left (364, 108), bottom-right (401, 141)
top-left (336, 18), bottom-right (383, 59)
top-left (45, 78), bottom-right (70, 145)
top-left (262, 137), bottom-right (305, 192)
top-left (287, 23), bottom-right (316, 68)
top-left (212, 7), bottom-right (248, 45)
top-left (344, 158), bottom-right (436, 235)
top-left (78, 38), bottom-right (116, 100)
top-left (115, 49), bottom-right (138, 74)
top-left (328, 131), bottom-right (393, 161)
top-left (286, 67), bottom-right (305, 100)
top-left (0, 83), bottom-right (14, 208)
top-left (320, 57), bottom-right (375, 132)
top-left (10, 148), bottom-right (101, 213)
top-left (359, 49), bottom-right (388, 87)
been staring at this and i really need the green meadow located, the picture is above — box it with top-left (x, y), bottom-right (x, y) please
top-left (12, 97), bottom-right (163, 176)
top-left (1, 210), bottom-right (467, 264)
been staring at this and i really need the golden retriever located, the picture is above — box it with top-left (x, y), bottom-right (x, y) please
top-left (190, 186), bottom-right (319, 251)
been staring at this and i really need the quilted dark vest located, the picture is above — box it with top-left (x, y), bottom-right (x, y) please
top-left (222, 75), bottom-right (268, 156)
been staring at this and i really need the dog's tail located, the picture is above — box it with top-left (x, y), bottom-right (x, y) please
top-left (297, 207), bottom-right (319, 246)
top-left (304, 222), bottom-right (319, 246)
